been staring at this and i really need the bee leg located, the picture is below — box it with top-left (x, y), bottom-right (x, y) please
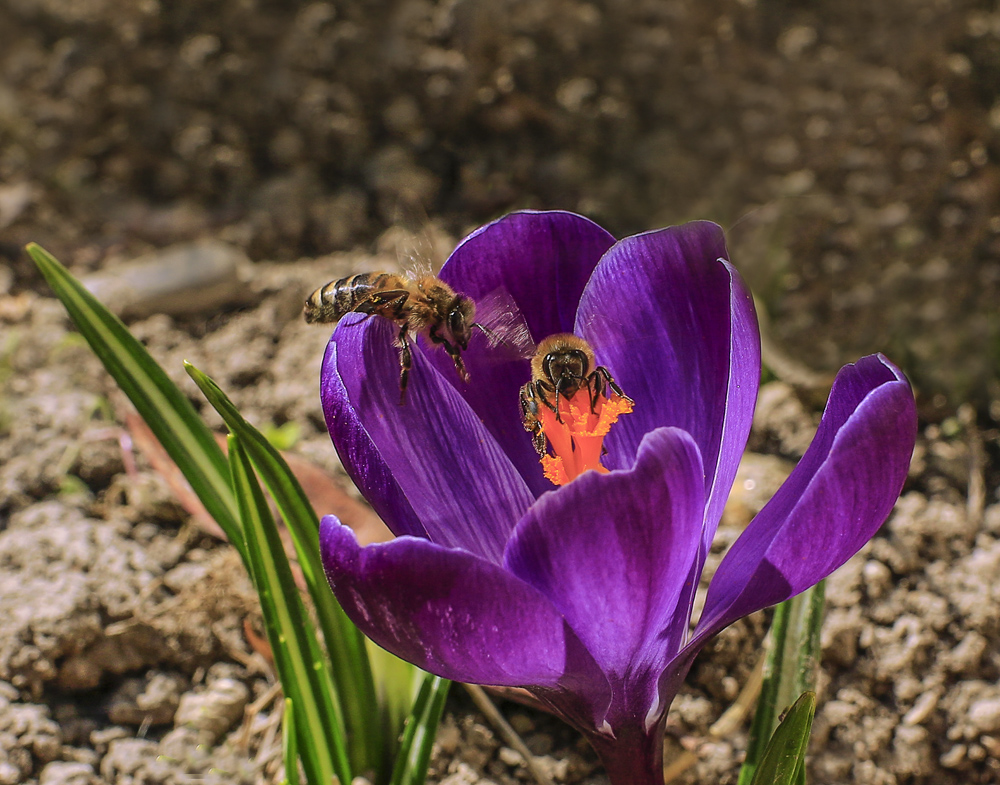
top-left (519, 383), bottom-right (547, 456)
top-left (519, 384), bottom-right (533, 427)
top-left (535, 383), bottom-right (559, 417)
top-left (595, 366), bottom-right (633, 403)
top-left (587, 371), bottom-right (605, 413)
top-left (445, 343), bottom-right (470, 383)
top-left (532, 430), bottom-right (547, 455)
top-left (396, 325), bottom-right (412, 406)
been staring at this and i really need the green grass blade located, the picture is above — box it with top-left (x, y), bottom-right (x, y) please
top-left (228, 435), bottom-right (352, 785)
top-left (738, 581), bottom-right (825, 785)
top-left (749, 692), bottom-right (816, 785)
top-left (187, 362), bottom-right (382, 779)
top-left (25, 243), bottom-right (243, 556)
top-left (281, 697), bottom-right (300, 785)
top-left (367, 643), bottom-right (424, 761)
top-left (388, 674), bottom-right (451, 785)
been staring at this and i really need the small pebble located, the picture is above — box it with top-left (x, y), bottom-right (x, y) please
top-left (969, 698), bottom-right (1000, 734)
top-left (81, 240), bottom-right (252, 320)
top-left (508, 713), bottom-right (535, 735)
top-left (174, 678), bottom-right (249, 742)
top-left (498, 747), bottom-right (523, 766)
top-left (39, 761), bottom-right (96, 785)
top-left (902, 690), bottom-right (939, 726)
top-left (940, 744), bottom-right (966, 768)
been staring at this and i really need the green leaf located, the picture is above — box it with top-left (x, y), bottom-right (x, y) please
top-left (188, 364), bottom-right (382, 780)
top-left (367, 642), bottom-right (425, 760)
top-left (262, 421), bottom-right (302, 451)
top-left (281, 697), bottom-right (300, 785)
top-left (388, 674), bottom-right (451, 785)
top-left (228, 435), bottom-right (352, 785)
top-left (25, 243), bottom-right (243, 557)
top-left (748, 692), bottom-right (816, 785)
top-left (739, 582), bottom-right (825, 785)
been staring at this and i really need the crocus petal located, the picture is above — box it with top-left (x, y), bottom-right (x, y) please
top-left (576, 222), bottom-right (760, 556)
top-left (693, 354), bottom-right (916, 641)
top-left (504, 428), bottom-right (705, 729)
top-left (321, 337), bottom-right (427, 539)
top-left (323, 314), bottom-right (535, 563)
top-left (441, 210), bottom-right (616, 341)
top-left (431, 211), bottom-right (617, 495)
top-left (321, 515), bottom-right (612, 725)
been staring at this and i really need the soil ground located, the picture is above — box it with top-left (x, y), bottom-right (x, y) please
top-left (1, 1), bottom-right (999, 784)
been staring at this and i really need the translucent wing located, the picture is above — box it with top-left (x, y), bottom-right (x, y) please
top-left (380, 201), bottom-right (449, 279)
top-left (473, 287), bottom-right (535, 358)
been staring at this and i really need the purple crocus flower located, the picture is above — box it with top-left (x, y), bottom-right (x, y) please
top-left (318, 212), bottom-right (917, 785)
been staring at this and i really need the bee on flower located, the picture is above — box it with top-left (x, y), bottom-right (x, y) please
top-left (304, 268), bottom-right (531, 404)
top-left (520, 333), bottom-right (634, 486)
top-left (303, 271), bottom-right (482, 402)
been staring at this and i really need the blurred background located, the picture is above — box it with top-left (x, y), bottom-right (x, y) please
top-left (1, 0), bottom-right (998, 405)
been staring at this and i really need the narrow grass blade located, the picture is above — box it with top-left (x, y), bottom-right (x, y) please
top-left (738, 581), bottom-right (825, 785)
top-left (281, 697), bottom-right (300, 785)
top-left (367, 642), bottom-right (425, 762)
top-left (389, 674), bottom-right (450, 785)
top-left (748, 692), bottom-right (816, 785)
top-left (190, 364), bottom-right (381, 779)
top-left (25, 243), bottom-right (243, 555)
top-left (228, 435), bottom-right (352, 785)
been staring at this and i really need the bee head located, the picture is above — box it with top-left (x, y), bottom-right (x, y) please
top-left (544, 348), bottom-right (590, 392)
top-left (447, 295), bottom-right (477, 349)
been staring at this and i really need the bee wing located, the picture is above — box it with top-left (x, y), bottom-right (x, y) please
top-left (473, 287), bottom-right (536, 358)
top-left (381, 201), bottom-right (451, 278)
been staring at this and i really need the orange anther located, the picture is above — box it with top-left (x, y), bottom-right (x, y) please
top-left (536, 390), bottom-right (633, 485)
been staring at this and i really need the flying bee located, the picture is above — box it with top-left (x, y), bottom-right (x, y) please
top-left (519, 333), bottom-right (632, 455)
top-left (305, 271), bottom-right (500, 402)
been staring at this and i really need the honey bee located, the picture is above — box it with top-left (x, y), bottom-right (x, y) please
top-left (305, 271), bottom-right (490, 402)
top-left (519, 333), bottom-right (632, 455)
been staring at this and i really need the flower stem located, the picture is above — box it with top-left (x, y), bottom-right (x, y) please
top-left (587, 724), bottom-right (664, 785)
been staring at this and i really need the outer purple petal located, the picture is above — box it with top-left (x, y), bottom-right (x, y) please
top-left (323, 314), bottom-right (535, 563)
top-left (576, 222), bottom-right (760, 555)
top-left (693, 354), bottom-right (917, 642)
top-left (504, 428), bottom-right (705, 730)
top-left (322, 337), bottom-right (426, 540)
top-left (433, 211), bottom-right (617, 496)
top-left (321, 516), bottom-right (612, 726)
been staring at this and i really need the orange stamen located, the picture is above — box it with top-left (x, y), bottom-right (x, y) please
top-left (536, 389), bottom-right (634, 485)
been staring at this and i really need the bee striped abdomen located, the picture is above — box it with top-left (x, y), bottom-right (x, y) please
top-left (304, 272), bottom-right (410, 324)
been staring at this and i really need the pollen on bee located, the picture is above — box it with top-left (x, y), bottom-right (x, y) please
top-left (536, 389), bottom-right (634, 486)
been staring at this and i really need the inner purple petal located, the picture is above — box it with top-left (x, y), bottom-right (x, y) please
top-left (326, 313), bottom-right (536, 563)
top-left (425, 211), bottom-right (618, 497)
top-left (440, 210), bottom-right (617, 340)
top-left (575, 223), bottom-right (759, 521)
